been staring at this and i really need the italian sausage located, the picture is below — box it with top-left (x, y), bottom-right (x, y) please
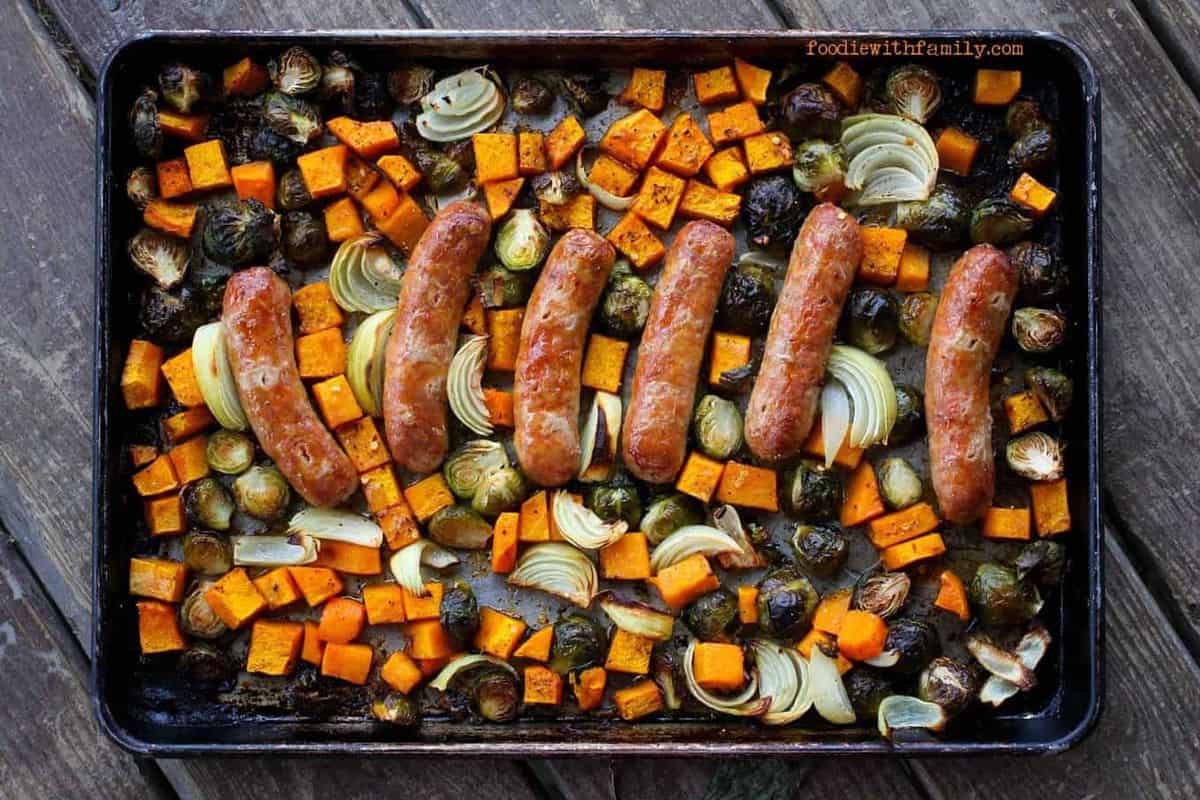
top-left (623, 220), bottom-right (734, 483)
top-left (383, 201), bottom-right (491, 473)
top-left (514, 230), bottom-right (616, 487)
top-left (925, 244), bottom-right (1017, 524)
top-left (222, 268), bottom-right (358, 507)
top-left (745, 203), bottom-right (862, 463)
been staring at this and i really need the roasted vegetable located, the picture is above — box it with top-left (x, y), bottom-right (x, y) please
top-left (415, 70), bottom-right (505, 142)
top-left (1014, 540), bottom-right (1067, 586)
top-left (159, 63), bottom-right (212, 113)
top-left (1006, 432), bottom-right (1065, 481)
top-left (845, 668), bottom-right (894, 717)
top-left (372, 693), bottom-right (421, 726)
top-left (181, 531), bottom-right (233, 576)
top-left (183, 478), bottom-right (234, 532)
top-left (1009, 127), bottom-right (1057, 174)
top-left (387, 65), bottom-right (435, 106)
top-left (641, 493), bottom-right (705, 546)
top-left (756, 568), bottom-right (820, 639)
top-left (443, 440), bottom-right (509, 500)
top-left (790, 523), bottom-right (848, 578)
top-left (471, 467), bottom-right (527, 518)
top-left (884, 617), bottom-right (939, 674)
top-left (550, 613), bottom-right (607, 674)
top-left (206, 429), bottom-right (255, 475)
top-left (205, 96), bottom-right (262, 166)
top-left (495, 209), bottom-right (550, 271)
top-left (126, 166), bottom-right (158, 210)
top-left (472, 669), bottom-right (520, 722)
top-left (1025, 366), bottom-right (1073, 422)
top-left (780, 83), bottom-right (841, 140)
top-left (262, 91), bottom-right (323, 145)
top-left (894, 183), bottom-right (969, 250)
top-left (792, 139), bottom-right (848, 194)
top-left (841, 113), bottom-right (938, 205)
top-left (202, 199), bottom-right (278, 266)
top-left (1006, 99), bottom-right (1047, 138)
top-left (428, 505), bottom-right (493, 549)
top-left (250, 127), bottom-right (303, 165)
top-left (970, 198), bottom-right (1034, 246)
top-left (178, 642), bottom-right (235, 683)
top-left (854, 570), bottom-right (911, 619)
top-left (877, 458), bottom-right (922, 510)
top-left (917, 656), bottom-right (977, 716)
top-left (353, 72), bottom-right (394, 121)
top-left (269, 46), bottom-right (321, 95)
top-left (179, 584), bottom-right (229, 639)
top-left (969, 563), bottom-right (1043, 627)
top-left (130, 88), bottom-right (163, 160)
top-left (276, 167), bottom-right (313, 211)
top-left (398, 122), bottom-right (466, 192)
top-left (692, 395), bottom-right (744, 460)
top-left (139, 285), bottom-right (213, 345)
top-left (281, 211), bottom-right (330, 266)
top-left (1012, 307), bottom-right (1066, 353)
top-left (717, 261), bottom-right (777, 336)
top-left (1009, 241), bottom-right (1068, 305)
top-left (652, 648), bottom-right (683, 709)
top-left (530, 170), bottom-right (582, 206)
top-left (898, 292), bottom-right (937, 347)
top-left (885, 65), bottom-right (941, 124)
top-left (318, 52), bottom-right (356, 111)
top-left (780, 461), bottom-right (842, 521)
top-left (440, 580), bottom-right (481, 648)
top-left (476, 265), bottom-right (531, 310)
top-left (599, 266), bottom-right (652, 339)
top-left (511, 77), bottom-right (554, 114)
top-left (843, 288), bottom-right (899, 355)
top-left (683, 587), bottom-right (741, 643)
top-left (554, 72), bottom-right (610, 117)
top-left (232, 465), bottom-right (291, 521)
top-left (587, 483), bottom-right (643, 529)
top-left (128, 228), bottom-right (189, 290)
top-left (742, 175), bottom-right (806, 249)
top-left (889, 384), bottom-right (925, 447)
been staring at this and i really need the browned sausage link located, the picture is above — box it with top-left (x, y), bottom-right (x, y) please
top-left (384, 201), bottom-right (492, 473)
top-left (744, 203), bottom-right (862, 463)
top-left (622, 220), bottom-right (735, 483)
top-left (222, 268), bottom-right (358, 507)
top-left (514, 230), bottom-right (616, 487)
top-left (926, 244), bottom-right (1017, 524)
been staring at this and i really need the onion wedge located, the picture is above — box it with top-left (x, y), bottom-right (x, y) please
top-left (191, 322), bottom-right (248, 431)
top-left (509, 543), bottom-right (597, 608)
top-left (416, 69), bottom-right (505, 142)
top-left (598, 593), bottom-right (676, 641)
top-left (877, 695), bottom-right (948, 739)
top-left (966, 634), bottom-right (1038, 690)
top-left (389, 539), bottom-right (460, 597)
top-left (712, 505), bottom-right (764, 570)
top-left (840, 114), bottom-right (938, 206)
top-left (576, 150), bottom-right (635, 211)
top-left (447, 335), bottom-right (493, 436)
top-left (551, 490), bottom-right (627, 550)
top-left (808, 647), bottom-right (856, 724)
top-left (819, 381), bottom-right (852, 468)
top-left (753, 640), bottom-right (813, 725)
top-left (329, 234), bottom-right (402, 313)
top-left (232, 534), bottom-right (318, 567)
top-left (346, 309), bottom-right (395, 417)
top-left (683, 639), bottom-right (769, 717)
top-left (980, 622), bottom-right (1052, 707)
top-left (578, 391), bottom-right (622, 482)
top-left (428, 654), bottom-right (516, 692)
top-left (649, 525), bottom-right (743, 573)
top-left (288, 507), bottom-right (383, 548)
top-left (827, 345), bottom-right (897, 448)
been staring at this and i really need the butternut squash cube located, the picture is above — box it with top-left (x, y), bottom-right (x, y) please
top-left (840, 461), bottom-right (886, 528)
top-left (620, 67), bottom-right (667, 112)
top-left (160, 348), bottom-right (205, 407)
top-left (377, 154), bottom-right (422, 191)
top-left (858, 227), bottom-right (908, 286)
top-left (539, 195), bottom-right (596, 231)
top-left (708, 331), bottom-right (751, 387)
top-left (473, 132), bottom-right (519, 183)
top-left (323, 196), bottom-right (365, 242)
top-left (360, 179), bottom-right (401, 222)
top-left (895, 242), bottom-right (931, 293)
top-left (679, 180), bottom-right (741, 226)
top-left (605, 628), bottom-right (654, 675)
top-left (600, 109), bottom-right (667, 171)
top-left (804, 418), bottom-right (865, 470)
top-left (513, 626), bottom-right (554, 662)
top-left (292, 281), bottom-right (345, 335)
top-left (406, 620), bottom-right (455, 660)
top-left (484, 388), bottom-right (515, 428)
top-left (613, 679), bottom-right (663, 720)
top-left (167, 435), bottom-right (210, 484)
top-left (517, 131), bottom-right (547, 176)
top-left (463, 292), bottom-right (487, 336)
top-left (223, 57), bottom-right (268, 96)
top-left (706, 101), bottom-right (763, 145)
top-left (974, 69), bottom-right (1022, 105)
top-left (230, 160), bottom-right (275, 208)
top-left (377, 502), bottom-right (420, 551)
top-left (1010, 172), bottom-right (1057, 216)
top-left (297, 144), bottom-right (350, 199)
top-left (605, 212), bottom-right (665, 270)
top-left (1004, 390), bottom-right (1049, 434)
top-left (631, 166), bottom-right (686, 230)
top-left (692, 642), bottom-right (744, 691)
top-left (403, 473), bottom-right (455, 522)
top-left (363, 583), bottom-right (407, 625)
top-left (183, 139), bottom-right (232, 191)
top-left (130, 444), bottom-right (158, 468)
top-left (312, 374), bottom-right (363, 429)
top-left (288, 566), bottom-right (344, 607)
top-left (693, 66), bottom-right (740, 105)
top-left (486, 308), bottom-right (525, 371)
top-left (524, 665), bottom-right (564, 705)
top-left (599, 532), bottom-right (651, 580)
top-left (143, 493), bottom-right (185, 536)
top-left (374, 193), bottom-right (429, 254)
top-left (588, 154), bottom-right (640, 197)
top-left (676, 451), bottom-right (726, 503)
top-left (401, 581), bottom-right (444, 622)
top-left (703, 147), bottom-right (750, 192)
top-left (822, 62), bottom-right (864, 108)
top-left (880, 532), bottom-right (946, 571)
top-left (381, 651), bottom-right (423, 693)
top-left (121, 339), bottom-right (164, 410)
top-left (491, 511), bottom-right (520, 573)
top-left (866, 502), bottom-right (940, 548)
top-left (313, 540), bottom-right (382, 576)
top-left (360, 464), bottom-right (403, 513)
top-left (581, 333), bottom-right (630, 393)
top-left (301, 620), bottom-right (324, 665)
top-left (1030, 478), bottom-right (1071, 536)
top-left (474, 607), bottom-right (527, 660)
top-left (743, 131), bottom-right (794, 175)
top-left (982, 506), bottom-right (1033, 540)
top-left (246, 620), bottom-right (303, 676)
top-left (295, 328), bottom-right (346, 380)
top-left (733, 57), bottom-right (772, 105)
top-left (129, 557), bottom-right (188, 602)
top-left (483, 177), bottom-right (524, 219)
top-left (320, 642), bottom-right (373, 685)
top-left (571, 666), bottom-right (607, 711)
top-left (204, 568), bottom-right (267, 630)
top-left (715, 461), bottom-right (779, 512)
top-left (156, 157), bottom-right (193, 199)
top-left (935, 127), bottom-right (979, 176)
top-left (143, 200), bottom-right (198, 238)
top-left (344, 155), bottom-right (380, 201)
top-left (656, 114), bottom-right (714, 177)
top-left (738, 585), bottom-right (759, 624)
top-left (137, 600), bottom-right (186, 654)
top-left (158, 110), bottom-right (210, 142)
top-left (327, 116), bottom-right (399, 159)
top-left (253, 567), bottom-right (301, 610)
top-left (546, 115), bottom-right (587, 170)
top-left (519, 491), bottom-right (551, 543)
top-left (133, 454), bottom-right (180, 497)
top-left (335, 415), bottom-right (390, 473)
top-left (651, 553), bottom-right (719, 610)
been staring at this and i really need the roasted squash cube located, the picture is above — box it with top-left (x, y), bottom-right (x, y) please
top-left (1030, 478), bottom-right (1071, 536)
top-left (301, 620), bottom-right (325, 665)
top-left (743, 131), bottom-right (794, 175)
top-left (656, 114), bottom-right (715, 177)
top-left (704, 146), bottom-right (750, 192)
top-left (491, 511), bottom-right (520, 573)
top-left (160, 348), bottom-right (205, 407)
top-left (133, 454), bottom-right (180, 497)
top-left (344, 155), bottom-right (381, 201)
top-left (406, 619), bottom-right (455, 660)
top-left (246, 620), bottom-right (303, 676)
top-left (129, 557), bottom-right (188, 602)
top-left (715, 461), bottom-right (779, 512)
top-left (312, 374), bottom-right (364, 429)
top-left (374, 193), bottom-right (429, 254)
top-left (982, 506), bottom-right (1032, 540)
top-left (676, 451), bottom-right (725, 503)
top-left (1010, 172), bottom-right (1057, 216)
top-left (483, 177), bottom-right (524, 219)
top-left (473, 132), bottom-right (519, 183)
top-left (708, 331), bottom-right (751, 387)
top-left (377, 502), bottom-right (420, 551)
top-left (314, 540), bottom-right (382, 576)
top-left (167, 435), bottom-right (210, 484)
top-left (323, 196), bottom-right (365, 242)
top-left (822, 61), bottom-right (864, 108)
top-left (230, 160), bottom-right (275, 208)
top-left (631, 166), bottom-right (686, 230)
top-left (288, 566), bottom-right (344, 607)
top-left (693, 642), bottom-right (744, 691)
top-left (895, 242), bottom-right (931, 293)
top-left (156, 157), bottom-right (193, 199)
top-left (706, 101), bottom-right (763, 146)
top-left (474, 607), bottom-right (527, 659)
top-left (546, 115), bottom-right (587, 170)
top-left (974, 69), bottom-right (1022, 105)
top-left (297, 144), bottom-right (350, 199)
top-left (524, 665), bottom-right (564, 705)
top-left (158, 110), bottom-right (210, 142)
top-left (484, 388), bottom-right (515, 427)
top-left (295, 328), bottom-right (346, 380)
top-left (381, 651), bottom-right (423, 693)
top-left (517, 131), bottom-right (547, 176)
top-left (137, 600), bottom-right (186, 654)
top-left (936, 128), bottom-right (979, 176)
top-left (401, 582), bottom-right (444, 622)
top-left (129, 444), bottom-right (158, 467)
top-left (539, 194), bottom-right (595, 232)
top-left (599, 532), bottom-right (651, 580)
top-left (335, 416), bottom-right (390, 473)
top-left (321, 642), bottom-right (373, 685)
top-left (620, 67), bottom-right (667, 112)
top-left (605, 628), bottom-right (653, 675)
top-left (858, 227), bottom-right (908, 286)
top-left (317, 596), bottom-right (367, 643)
top-left (223, 57), bottom-right (268, 96)
top-left (679, 180), bottom-right (741, 226)
top-left (204, 568), bottom-right (267, 630)
top-left (486, 308), bottom-right (525, 371)
top-left (840, 461), bottom-right (886, 527)
top-left (1004, 390), bottom-right (1049, 434)
top-left (881, 532), bottom-right (947, 571)
top-left (572, 666), bottom-right (607, 711)
top-left (588, 154), bottom-right (640, 197)
top-left (519, 491), bottom-right (551, 543)
top-left (183, 139), bottom-right (232, 191)
top-left (253, 567), bottom-right (301, 610)
top-left (693, 66), bottom-right (740, 105)
top-left (403, 473), bottom-right (455, 522)
top-left (360, 464), bottom-right (403, 513)
top-left (614, 679), bottom-right (663, 720)
top-left (360, 179), bottom-right (401, 222)
top-left (581, 333), bottom-right (630, 393)
top-left (804, 418), bottom-right (865, 470)
top-left (363, 583), bottom-right (407, 625)
top-left (143, 200), bottom-right (198, 238)
top-left (143, 493), bottom-right (185, 536)
top-left (292, 281), bottom-right (346, 335)
top-left (513, 626), bottom-right (554, 662)
top-left (377, 154), bottom-right (422, 191)
top-left (327, 116), bottom-right (399, 159)
top-left (733, 58), bottom-right (771, 104)
top-left (121, 339), bottom-right (164, 410)
top-left (651, 553), bottom-right (719, 610)
top-left (600, 109), bottom-right (667, 171)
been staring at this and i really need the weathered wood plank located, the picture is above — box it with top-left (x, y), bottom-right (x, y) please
top-left (1138, 0), bottom-right (1200, 96)
top-left (0, 536), bottom-right (172, 799)
top-left (409, 0), bottom-right (780, 29)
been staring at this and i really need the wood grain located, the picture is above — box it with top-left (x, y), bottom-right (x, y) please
top-left (410, 0), bottom-right (779, 29)
top-left (1138, 0), bottom-right (1200, 95)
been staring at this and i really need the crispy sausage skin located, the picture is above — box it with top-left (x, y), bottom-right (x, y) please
top-left (223, 268), bottom-right (358, 507)
top-left (745, 203), bottom-right (862, 463)
top-left (514, 230), bottom-right (616, 487)
top-left (622, 220), bottom-right (735, 483)
top-left (926, 244), bottom-right (1017, 524)
top-left (384, 201), bottom-right (491, 473)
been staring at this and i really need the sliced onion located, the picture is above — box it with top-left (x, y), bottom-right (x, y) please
top-left (578, 391), bottom-right (622, 482)
top-left (346, 309), bottom-right (395, 417)
top-left (683, 639), bottom-right (769, 717)
top-left (966, 634), bottom-right (1037, 690)
top-left (552, 490), bottom-right (627, 550)
top-left (509, 542), bottom-right (597, 607)
top-left (978, 622), bottom-right (1051, 706)
top-left (840, 114), bottom-right (937, 205)
top-left (842, 114), bottom-right (939, 168)
top-left (598, 593), bottom-right (676, 641)
top-left (389, 539), bottom-right (460, 597)
top-left (712, 505), bottom-right (764, 570)
top-left (819, 381), bottom-right (851, 468)
top-left (576, 150), bottom-right (635, 211)
top-left (447, 335), bottom-right (493, 436)
top-left (649, 525), bottom-right (743, 574)
top-left (191, 322), bottom-right (248, 431)
top-left (232, 534), bottom-right (318, 566)
top-left (877, 695), bottom-right (948, 739)
top-left (329, 233), bottom-right (401, 313)
top-left (862, 649), bottom-right (901, 669)
top-left (737, 249), bottom-right (788, 273)
top-left (428, 653), bottom-right (517, 692)
top-left (416, 69), bottom-right (505, 142)
top-left (827, 345), bottom-right (897, 448)
top-left (808, 646), bottom-right (856, 724)
top-left (753, 640), bottom-right (813, 725)
top-left (288, 507), bottom-right (383, 548)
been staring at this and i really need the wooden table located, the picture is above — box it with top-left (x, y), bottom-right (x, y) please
top-left (2, 0), bottom-right (1199, 796)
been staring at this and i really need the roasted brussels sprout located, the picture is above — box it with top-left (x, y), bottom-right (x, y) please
top-left (281, 211), bottom-right (329, 266)
top-left (692, 395), bottom-right (744, 460)
top-left (742, 175), bottom-right (806, 249)
top-left (970, 198), bottom-right (1034, 246)
top-left (428, 505), bottom-right (493, 549)
top-left (317, 53), bottom-right (356, 110)
top-left (202, 200), bottom-right (279, 266)
top-left (472, 669), bottom-right (519, 723)
top-left (918, 657), bottom-right (977, 716)
top-left (652, 648), bottom-right (683, 709)
top-left (894, 183), bottom-right (969, 250)
top-left (183, 478), bottom-right (235, 532)
top-left (1025, 366), bottom-right (1073, 423)
top-left (206, 429), bottom-right (255, 475)
top-left (854, 570), bottom-right (911, 619)
top-left (179, 584), bottom-right (229, 639)
top-left (969, 563), bottom-right (1043, 627)
top-left (1005, 432), bottom-right (1064, 481)
top-left (372, 693), bottom-right (421, 726)
top-left (353, 72), bottom-right (394, 120)
top-left (262, 91), bottom-right (323, 145)
top-left (890, 384), bottom-right (925, 446)
top-left (440, 580), bottom-right (480, 648)
top-left (587, 484), bottom-right (643, 529)
top-left (126, 166), bottom-right (158, 211)
top-left (599, 267), bottom-right (652, 339)
top-left (530, 170), bottom-right (581, 206)
top-left (1009, 241), bottom-right (1068, 305)
top-left (443, 139), bottom-right (476, 174)
top-left (138, 285), bottom-right (211, 345)
top-left (790, 523), bottom-right (848, 578)
top-left (898, 291), bottom-right (937, 347)
top-left (717, 261), bottom-right (777, 335)
top-left (443, 440), bottom-right (508, 500)
top-left (387, 65), bottom-right (435, 105)
top-left (641, 493), bottom-right (705, 546)
top-left (251, 127), bottom-right (303, 165)
top-left (158, 62), bottom-right (211, 113)
top-left (554, 73), bottom-right (610, 117)
top-left (746, 519), bottom-right (788, 567)
top-left (792, 140), bottom-right (848, 194)
top-left (550, 614), bottom-right (607, 674)
top-left (178, 642), bottom-right (235, 682)
top-left (885, 65), bottom-right (942, 124)
top-left (181, 530), bottom-right (233, 576)
top-left (128, 228), bottom-right (189, 290)
top-left (232, 465), bottom-right (291, 521)
top-left (683, 587), bottom-right (741, 643)
top-left (476, 264), bottom-right (531, 309)
top-left (1009, 127), bottom-right (1057, 174)
top-left (494, 209), bottom-right (550, 271)
top-left (1012, 307), bottom-right (1066, 353)
top-left (845, 668), bottom-right (894, 717)
top-left (843, 288), bottom-right (899, 355)
top-left (884, 617), bottom-right (940, 674)
top-left (780, 83), bottom-right (841, 140)
top-left (269, 46), bottom-right (321, 95)
top-left (204, 96), bottom-right (262, 165)
top-left (471, 467), bottom-right (527, 517)
top-left (1005, 99), bottom-right (1049, 138)
top-left (780, 460), bottom-right (842, 520)
top-left (756, 568), bottom-right (820, 639)
top-left (398, 123), bottom-right (467, 193)
top-left (877, 458), bottom-right (922, 510)
top-left (511, 77), bottom-right (554, 115)
top-left (129, 88), bottom-right (163, 160)
top-left (275, 168), bottom-right (314, 211)
top-left (1014, 540), bottom-right (1067, 586)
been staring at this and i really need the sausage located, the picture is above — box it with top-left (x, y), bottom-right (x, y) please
top-left (383, 201), bottom-right (492, 473)
top-left (222, 268), bottom-right (358, 507)
top-left (514, 230), bottom-right (616, 487)
top-left (925, 244), bottom-right (1017, 524)
top-left (744, 203), bottom-right (862, 463)
top-left (622, 220), bottom-right (734, 483)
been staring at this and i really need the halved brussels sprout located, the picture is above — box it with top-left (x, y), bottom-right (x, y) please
top-left (641, 493), bottom-right (705, 546)
top-left (471, 467), bottom-right (527, 518)
top-left (251, 127), bottom-right (303, 165)
top-left (206, 430), bottom-right (255, 475)
top-left (388, 65), bottom-right (435, 105)
top-left (553, 73), bottom-right (610, 117)
top-left (884, 617), bottom-right (939, 674)
top-left (792, 140), bottom-right (848, 194)
top-left (918, 656), bottom-right (977, 716)
top-left (970, 198), bottom-right (1034, 246)
top-left (268, 46), bottom-right (322, 95)
top-left (530, 170), bottom-right (582, 206)
top-left (693, 395), bottom-right (744, 460)
top-left (894, 183), bottom-right (969, 250)
top-left (1015, 540), bottom-right (1067, 586)
top-left (1005, 99), bottom-right (1048, 138)
top-left (1025, 366), bottom-right (1073, 422)
top-left (494, 209), bottom-right (550, 271)
top-left (843, 288), bottom-right (899, 355)
top-left (476, 264), bottom-right (532, 310)
top-left (1006, 432), bottom-right (1065, 481)
top-left (397, 122), bottom-right (467, 192)
top-left (885, 65), bottom-right (942, 124)
top-left (756, 568), bottom-right (819, 639)
top-left (587, 483), bottom-right (643, 529)
top-left (353, 72), bottom-right (393, 121)
top-left (444, 440), bottom-right (509, 500)
top-left (599, 268), bottom-right (653, 339)
top-left (1012, 307), bottom-right (1066, 353)
top-left (318, 53), bottom-right (356, 110)
top-left (178, 642), bottom-right (235, 683)
top-left (877, 458), bottom-right (922, 510)
top-left (232, 465), bottom-right (291, 521)
top-left (511, 77), bottom-right (554, 115)
top-left (854, 570), bottom-right (911, 619)
top-left (717, 261), bottom-right (777, 336)
top-left (429, 505), bottom-right (494, 550)
top-left (128, 228), bottom-right (189, 290)
top-left (890, 383), bottom-right (925, 446)
top-left (202, 200), bottom-right (279, 266)
top-left (844, 668), bottom-right (894, 717)
top-left (780, 83), bottom-right (842, 140)
top-left (780, 461), bottom-right (842, 521)
top-left (550, 613), bottom-right (607, 674)
top-left (969, 563), bottom-right (1043, 627)
top-left (440, 579), bottom-right (481, 648)
top-left (158, 62), bottom-right (211, 113)
top-left (262, 91), bottom-right (323, 145)
top-left (126, 166), bottom-right (158, 210)
top-left (139, 285), bottom-right (211, 345)
top-left (281, 211), bottom-right (329, 266)
top-left (179, 583), bottom-right (229, 639)
top-left (182, 531), bottom-right (233, 576)
top-left (444, 139), bottom-right (476, 174)
top-left (742, 175), bottom-right (807, 249)
top-left (652, 648), bottom-right (683, 709)
top-left (473, 669), bottom-right (520, 723)
top-left (1009, 241), bottom-right (1068, 305)
top-left (1009, 128), bottom-right (1056, 174)
top-left (184, 478), bottom-right (235, 532)
top-left (276, 167), bottom-right (314, 211)
top-left (129, 88), bottom-right (162, 159)
top-left (790, 523), bottom-right (848, 578)
top-left (898, 291), bottom-right (938, 347)
top-left (683, 587), bottom-right (741, 643)
top-left (372, 693), bottom-right (420, 726)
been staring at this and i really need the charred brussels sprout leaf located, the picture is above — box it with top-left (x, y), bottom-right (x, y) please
top-left (158, 63), bottom-right (212, 113)
top-left (277, 168), bottom-right (314, 211)
top-left (354, 72), bottom-right (394, 121)
top-left (792, 139), bottom-right (848, 194)
top-left (550, 614), bottom-right (607, 674)
top-left (372, 693), bottom-right (421, 726)
top-left (387, 65), bottom-right (435, 106)
top-left (599, 269), bottom-right (653, 339)
top-left (1014, 540), bottom-right (1067, 586)
top-left (884, 617), bottom-right (940, 674)
top-left (471, 467), bottom-right (527, 517)
top-left (128, 228), bottom-right (189, 290)
top-left (1012, 307), bottom-right (1066, 353)
top-left (511, 77), bottom-right (554, 115)
top-left (184, 478), bottom-right (235, 532)
top-left (281, 211), bottom-right (330, 266)
top-left (587, 484), bottom-right (643, 529)
top-left (129, 88), bottom-right (163, 160)
top-left (476, 264), bottom-right (532, 310)
top-left (262, 91), bottom-right (323, 145)
top-left (970, 198), bottom-right (1034, 246)
top-left (781, 460), bottom-right (843, 520)
top-left (494, 209), bottom-right (550, 271)
top-left (440, 580), bottom-right (480, 648)
top-left (202, 200), bottom-right (279, 266)
top-left (251, 127), bottom-right (303, 165)
top-left (843, 288), bottom-right (899, 355)
top-left (756, 568), bottom-right (819, 639)
top-left (885, 65), bottom-right (942, 124)
top-left (894, 183), bottom-right (969, 250)
top-left (683, 587), bottom-right (741, 643)
top-left (877, 458), bottom-right (923, 510)
top-left (139, 285), bottom-right (213, 345)
top-left (898, 291), bottom-right (938, 347)
top-left (693, 395), bottom-right (744, 460)
top-left (1025, 366), bottom-right (1073, 422)
top-left (717, 262), bottom-right (777, 335)
top-left (918, 656), bottom-right (977, 716)
top-left (554, 73), bottom-right (610, 117)
top-left (969, 563), bottom-right (1043, 627)
top-left (890, 384), bottom-right (925, 446)
top-left (179, 584), bottom-right (230, 639)
top-left (398, 122), bottom-right (466, 193)
top-left (472, 669), bottom-right (519, 723)
top-left (1009, 241), bottom-right (1068, 305)
top-left (126, 166), bottom-right (158, 211)
top-left (742, 175), bottom-right (807, 249)
top-left (1009, 127), bottom-right (1057, 174)
top-left (232, 465), bottom-right (291, 521)
top-left (845, 668), bottom-right (894, 717)
top-left (182, 531), bottom-right (233, 576)
top-left (268, 46), bottom-right (322, 95)
top-left (790, 523), bottom-right (848, 578)
top-left (178, 643), bottom-right (235, 683)
top-left (641, 493), bottom-right (704, 546)
top-left (780, 83), bottom-right (841, 141)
